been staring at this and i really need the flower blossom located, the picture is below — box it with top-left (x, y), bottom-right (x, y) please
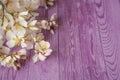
top-left (32, 40), bottom-right (52, 63)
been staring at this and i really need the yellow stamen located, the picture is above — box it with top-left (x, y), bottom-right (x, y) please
top-left (14, 13), bottom-right (19, 17)
top-left (36, 37), bottom-right (42, 42)
top-left (14, 22), bottom-right (20, 28)
top-left (26, 6), bottom-right (33, 11)
top-left (13, 37), bottom-right (20, 44)
top-left (24, 35), bottom-right (29, 40)
top-left (6, 26), bottom-right (11, 31)
top-left (40, 44), bottom-right (47, 50)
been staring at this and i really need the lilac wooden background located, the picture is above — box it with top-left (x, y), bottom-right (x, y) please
top-left (1, 0), bottom-right (120, 80)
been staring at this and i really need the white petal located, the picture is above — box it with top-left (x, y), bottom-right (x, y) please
top-left (0, 5), bottom-right (2, 9)
top-left (19, 11), bottom-right (28, 16)
top-left (32, 54), bottom-right (39, 63)
top-left (35, 43), bottom-right (40, 50)
top-left (1, 17), bottom-right (9, 28)
top-left (1, 56), bottom-right (11, 66)
top-left (50, 14), bottom-right (56, 21)
top-left (6, 30), bottom-right (16, 40)
top-left (5, 56), bottom-right (11, 62)
top-left (25, 41), bottom-right (33, 49)
top-left (6, 40), bottom-right (16, 48)
top-left (38, 53), bottom-right (46, 61)
top-left (2, 46), bottom-right (10, 54)
top-left (12, 27), bottom-right (26, 38)
top-left (30, 32), bottom-right (38, 38)
top-left (28, 0), bottom-right (40, 10)
top-left (6, 13), bottom-right (14, 27)
top-left (28, 12), bottom-right (39, 21)
top-left (40, 20), bottom-right (49, 29)
top-left (44, 49), bottom-right (52, 56)
top-left (18, 49), bottom-right (26, 55)
top-left (33, 53), bottom-right (46, 62)
top-left (17, 17), bottom-right (27, 27)
top-left (17, 49), bottom-right (26, 59)
top-left (16, 27), bottom-right (26, 38)
top-left (30, 27), bottom-right (39, 30)
top-left (38, 33), bottom-right (44, 40)
top-left (29, 20), bottom-right (37, 26)
top-left (21, 41), bottom-right (27, 48)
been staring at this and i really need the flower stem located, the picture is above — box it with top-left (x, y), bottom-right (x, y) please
top-left (0, 1), bottom-right (5, 26)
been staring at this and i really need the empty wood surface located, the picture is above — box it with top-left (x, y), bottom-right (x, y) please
top-left (0, 0), bottom-right (120, 80)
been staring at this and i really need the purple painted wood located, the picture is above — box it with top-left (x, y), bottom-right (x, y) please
top-left (0, 0), bottom-right (120, 80)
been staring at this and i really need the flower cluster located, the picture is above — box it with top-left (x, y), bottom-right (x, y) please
top-left (0, 0), bottom-right (57, 69)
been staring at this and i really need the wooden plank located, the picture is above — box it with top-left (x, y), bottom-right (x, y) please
top-left (58, 0), bottom-right (84, 80)
top-left (94, 0), bottom-right (120, 80)
top-left (58, 0), bottom-right (120, 80)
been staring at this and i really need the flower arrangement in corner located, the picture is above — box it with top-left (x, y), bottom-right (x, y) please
top-left (0, 0), bottom-right (57, 70)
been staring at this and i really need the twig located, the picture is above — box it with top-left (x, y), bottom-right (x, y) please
top-left (0, 1), bottom-right (5, 26)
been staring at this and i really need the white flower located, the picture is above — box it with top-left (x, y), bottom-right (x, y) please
top-left (21, 40), bottom-right (33, 50)
top-left (35, 40), bottom-right (50, 50)
top-left (33, 40), bottom-right (52, 63)
top-left (31, 32), bottom-right (44, 42)
top-left (38, 14), bottom-right (57, 34)
top-left (15, 11), bottom-right (28, 27)
top-left (6, 27), bottom-right (26, 48)
top-left (39, 20), bottom-right (50, 30)
top-left (27, 20), bottom-right (39, 30)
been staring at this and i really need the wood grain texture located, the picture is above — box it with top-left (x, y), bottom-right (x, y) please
top-left (0, 0), bottom-right (120, 80)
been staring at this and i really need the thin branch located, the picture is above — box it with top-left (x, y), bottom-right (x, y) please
top-left (0, 1), bottom-right (5, 26)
